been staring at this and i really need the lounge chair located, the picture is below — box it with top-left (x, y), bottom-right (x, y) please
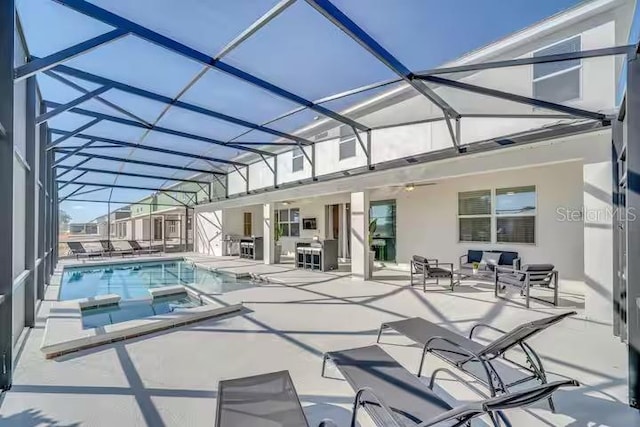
top-left (128, 240), bottom-right (160, 255)
top-left (495, 264), bottom-right (559, 308)
top-left (111, 240), bottom-right (135, 257)
top-left (410, 255), bottom-right (454, 291)
top-left (321, 344), bottom-right (578, 426)
top-left (66, 241), bottom-right (102, 259)
top-left (376, 311), bottom-right (577, 412)
top-left (99, 240), bottom-right (133, 257)
top-left (215, 370), bottom-right (336, 427)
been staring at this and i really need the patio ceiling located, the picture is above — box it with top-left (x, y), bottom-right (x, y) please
top-left (14, 0), bottom-right (632, 205)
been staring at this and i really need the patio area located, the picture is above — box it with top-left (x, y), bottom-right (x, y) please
top-left (0, 255), bottom-right (636, 426)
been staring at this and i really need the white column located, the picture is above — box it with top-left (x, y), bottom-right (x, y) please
top-left (263, 203), bottom-right (275, 264)
top-left (340, 203), bottom-right (349, 259)
top-left (350, 191), bottom-right (370, 280)
top-left (195, 209), bottom-right (224, 256)
top-left (161, 215), bottom-right (166, 253)
top-left (583, 160), bottom-right (613, 323)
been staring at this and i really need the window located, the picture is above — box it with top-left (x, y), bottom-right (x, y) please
top-left (243, 212), bottom-right (252, 236)
top-left (495, 186), bottom-right (536, 244)
top-left (276, 208), bottom-right (300, 237)
top-left (339, 125), bottom-right (356, 160)
top-left (458, 190), bottom-right (492, 242)
top-left (167, 222), bottom-right (176, 234)
top-left (292, 148), bottom-right (304, 172)
top-left (533, 36), bottom-right (581, 103)
top-left (457, 186), bottom-right (536, 244)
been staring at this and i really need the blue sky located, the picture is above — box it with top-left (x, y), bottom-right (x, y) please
top-left (17, 0), bottom-right (583, 223)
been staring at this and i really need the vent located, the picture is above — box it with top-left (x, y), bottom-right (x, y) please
top-left (314, 131), bottom-right (329, 140)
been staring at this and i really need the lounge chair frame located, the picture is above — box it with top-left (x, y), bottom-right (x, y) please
top-left (377, 312), bottom-right (576, 412)
top-left (322, 345), bottom-right (578, 426)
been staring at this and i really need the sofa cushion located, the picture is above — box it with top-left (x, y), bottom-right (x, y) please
top-left (467, 250), bottom-right (483, 263)
top-left (480, 252), bottom-right (501, 270)
top-left (499, 251), bottom-right (519, 266)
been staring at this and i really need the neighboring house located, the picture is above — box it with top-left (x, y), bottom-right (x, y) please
top-left (189, 0), bottom-right (633, 326)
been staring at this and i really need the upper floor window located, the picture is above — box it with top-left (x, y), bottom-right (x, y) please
top-left (292, 147), bottom-right (304, 172)
top-left (533, 36), bottom-right (581, 104)
top-left (339, 126), bottom-right (356, 160)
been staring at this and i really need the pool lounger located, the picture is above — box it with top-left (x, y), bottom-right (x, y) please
top-left (128, 240), bottom-right (161, 255)
top-left (66, 241), bottom-right (103, 259)
top-left (215, 370), bottom-right (337, 427)
top-left (321, 344), bottom-right (578, 427)
top-left (376, 311), bottom-right (576, 412)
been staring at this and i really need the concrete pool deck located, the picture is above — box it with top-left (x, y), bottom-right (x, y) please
top-left (1, 254), bottom-right (638, 426)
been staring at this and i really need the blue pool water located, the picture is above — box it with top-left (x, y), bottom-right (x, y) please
top-left (60, 260), bottom-right (255, 301)
top-left (81, 294), bottom-right (202, 329)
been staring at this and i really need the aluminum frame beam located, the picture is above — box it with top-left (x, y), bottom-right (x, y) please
top-left (58, 170), bottom-right (88, 190)
top-left (52, 138), bottom-right (95, 167)
top-left (55, 157), bottom-right (91, 179)
top-left (54, 149), bottom-right (225, 175)
top-left (48, 117), bottom-right (101, 148)
top-left (13, 29), bottom-right (127, 81)
top-left (45, 70), bottom-right (152, 127)
top-left (51, 0), bottom-right (369, 132)
top-left (50, 128), bottom-right (242, 168)
top-left (57, 180), bottom-right (198, 194)
top-left (59, 184), bottom-right (86, 202)
top-left (44, 101), bottom-right (274, 158)
top-left (55, 165), bottom-right (211, 185)
top-left (417, 45), bottom-right (635, 76)
top-left (36, 85), bottom-right (111, 123)
top-left (415, 74), bottom-right (608, 122)
top-left (64, 198), bottom-right (191, 207)
top-left (305, 0), bottom-right (458, 119)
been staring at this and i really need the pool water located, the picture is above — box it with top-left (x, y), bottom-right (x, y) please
top-left (81, 294), bottom-right (202, 329)
top-left (60, 260), bottom-right (255, 301)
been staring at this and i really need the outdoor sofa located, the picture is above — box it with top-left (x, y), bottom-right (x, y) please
top-left (459, 249), bottom-right (521, 275)
top-left (410, 255), bottom-right (454, 291)
top-left (495, 264), bottom-right (559, 307)
top-left (376, 311), bottom-right (577, 412)
top-left (321, 344), bottom-right (578, 426)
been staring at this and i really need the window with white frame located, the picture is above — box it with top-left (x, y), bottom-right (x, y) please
top-left (167, 221), bottom-right (176, 234)
top-left (533, 36), bottom-right (581, 104)
top-left (276, 208), bottom-right (300, 237)
top-left (458, 186), bottom-right (536, 244)
top-left (458, 190), bottom-right (492, 242)
top-left (495, 186), bottom-right (536, 244)
top-left (292, 148), bottom-right (304, 172)
top-left (339, 125), bottom-right (356, 160)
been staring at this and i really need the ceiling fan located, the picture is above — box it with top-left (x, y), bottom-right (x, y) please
top-left (387, 182), bottom-right (437, 193)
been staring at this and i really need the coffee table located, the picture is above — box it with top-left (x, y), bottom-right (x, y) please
top-left (452, 266), bottom-right (495, 286)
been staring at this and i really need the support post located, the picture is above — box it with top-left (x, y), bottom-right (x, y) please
top-left (311, 144), bottom-right (317, 181)
top-left (24, 76), bottom-right (37, 327)
top-left (0, 0), bottom-right (15, 391)
top-left (37, 101), bottom-right (46, 299)
top-left (366, 130), bottom-right (372, 170)
top-left (161, 215), bottom-right (166, 253)
top-left (263, 203), bottom-right (275, 264)
top-left (184, 206), bottom-right (189, 251)
top-left (350, 191), bottom-right (370, 280)
top-left (626, 49), bottom-right (640, 410)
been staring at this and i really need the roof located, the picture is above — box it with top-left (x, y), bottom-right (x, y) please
top-left (15, 0), bottom-right (634, 208)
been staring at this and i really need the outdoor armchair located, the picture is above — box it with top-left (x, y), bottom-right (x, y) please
top-left (495, 264), bottom-right (559, 308)
top-left (410, 255), bottom-right (454, 291)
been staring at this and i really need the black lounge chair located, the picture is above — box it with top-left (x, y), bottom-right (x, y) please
top-left (215, 370), bottom-right (336, 427)
top-left (66, 241), bottom-right (102, 259)
top-left (377, 311), bottom-right (577, 412)
top-left (495, 264), bottom-right (559, 308)
top-left (410, 255), bottom-right (454, 291)
top-left (99, 240), bottom-right (134, 257)
top-left (128, 240), bottom-right (160, 255)
top-left (321, 345), bottom-right (578, 426)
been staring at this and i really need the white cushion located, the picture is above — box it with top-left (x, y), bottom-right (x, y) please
top-left (480, 252), bottom-right (501, 269)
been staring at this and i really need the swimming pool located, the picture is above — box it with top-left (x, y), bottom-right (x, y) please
top-left (60, 260), bottom-right (256, 301)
